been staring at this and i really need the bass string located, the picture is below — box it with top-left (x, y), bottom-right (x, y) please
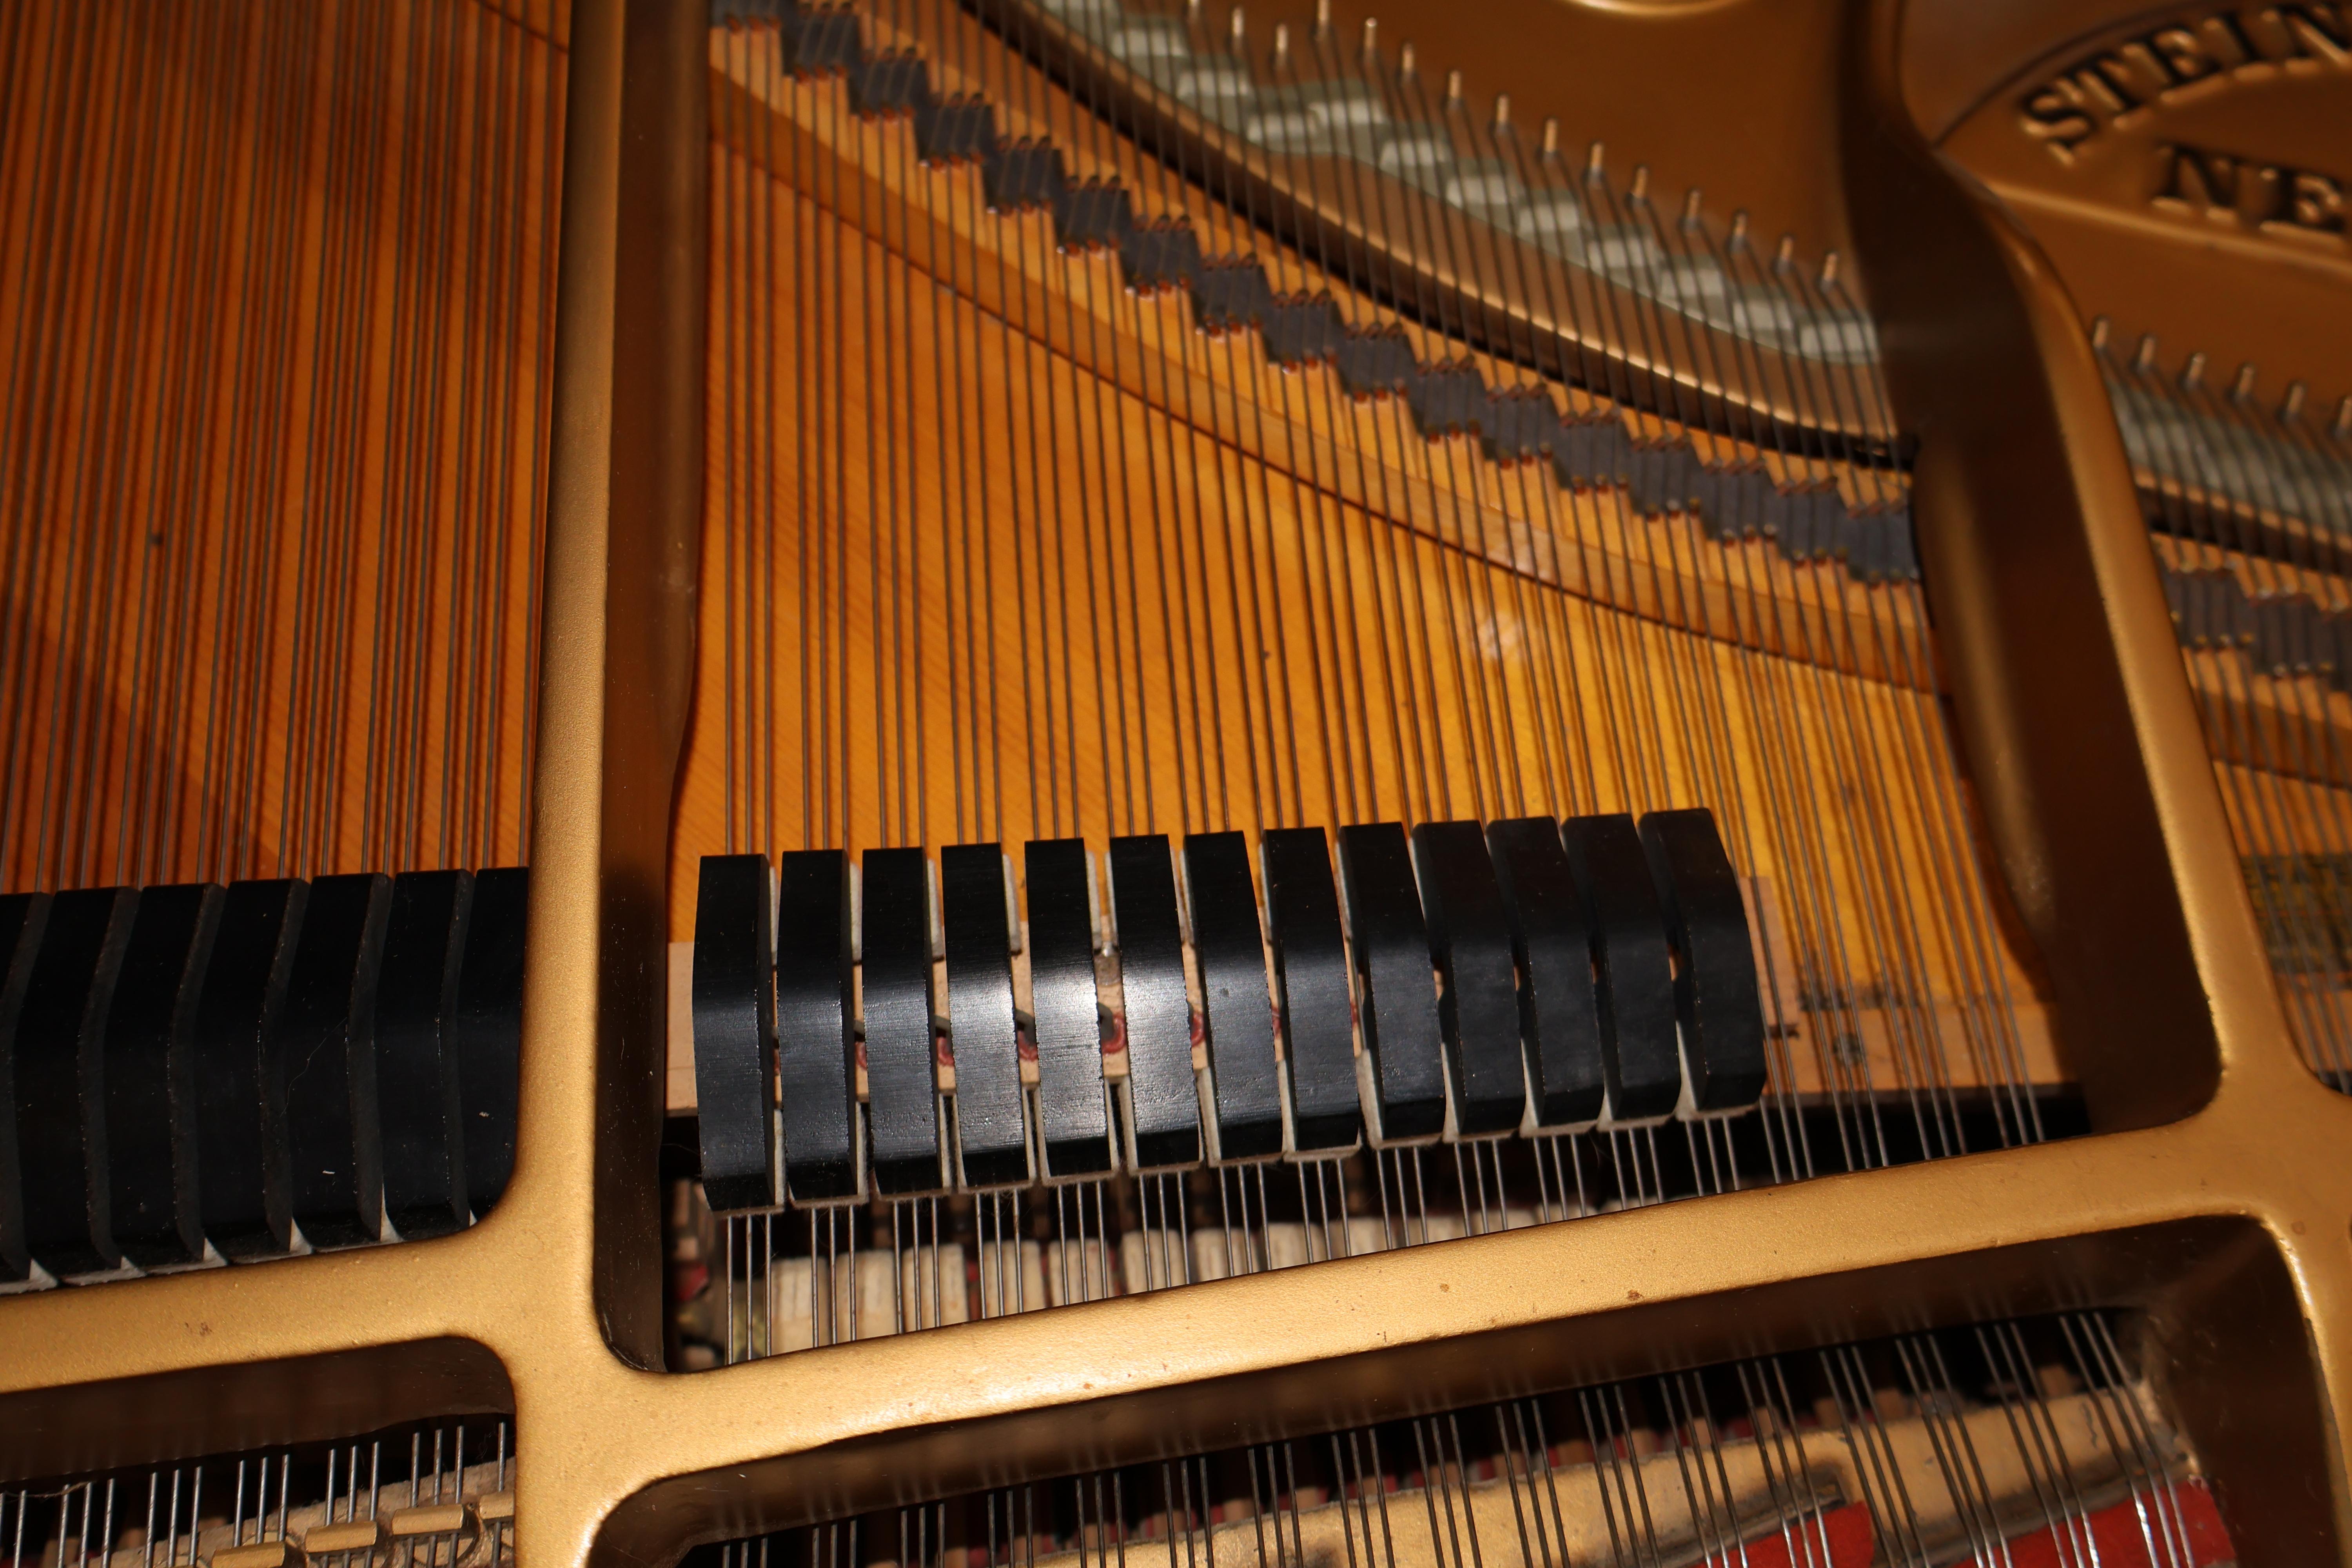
top-left (144, 5), bottom-right (250, 889)
top-left (1684, 215), bottom-right (1938, 1161)
top-left (46, 5), bottom-right (147, 896)
top-left (1053, 0), bottom-right (1162, 841)
top-left (316, 0), bottom-right (395, 879)
top-left (388, 0), bottom-right (457, 875)
top-left (1683, 225), bottom-right (1887, 1171)
top-left (830, 40), bottom-right (854, 862)
top-left (278, 0), bottom-right (370, 882)
top-left (853, 21), bottom-right (896, 851)
top-left (1773, 255), bottom-right (1984, 1154)
top-left (0, 0), bottom-right (555, 896)
top-left (514, 0), bottom-right (567, 871)
top-left (0, 0), bottom-right (112, 893)
top-left (492, 0), bottom-right (559, 874)
top-left (1301, 27), bottom-right (1424, 830)
top-left (1385, 54), bottom-right (1530, 827)
top-left (1818, 266), bottom-right (2047, 1145)
top-left (955, 0), bottom-right (1049, 851)
top-left (439, 0), bottom-right (508, 876)
top-left (1282, 24), bottom-right (1431, 829)
top-left (720, 18), bottom-right (740, 859)
top-left (1198, 21), bottom-right (1320, 838)
top-left (1004, 0), bottom-right (1080, 846)
top-left (784, 21), bottom-right (819, 857)
top-left (756, 11), bottom-right (780, 862)
top-left (102, 3), bottom-right (201, 892)
top-left (1011, 0), bottom-right (1110, 851)
top-left (865, 0), bottom-right (916, 855)
top-left (1441, 96), bottom-right (1598, 829)
top-left (45, 0), bottom-right (160, 899)
top-left (226, 4), bottom-right (323, 883)
top-left (930, 0), bottom-right (991, 849)
top-left (896, 0), bottom-right (940, 853)
top-left (1110, 0), bottom-right (1258, 837)
top-left (1099, 14), bottom-right (1264, 838)
top-left (1289, 29), bottom-right (1461, 829)
top-left (1708, 231), bottom-right (1935, 1165)
top-left (363, 0), bottom-right (432, 878)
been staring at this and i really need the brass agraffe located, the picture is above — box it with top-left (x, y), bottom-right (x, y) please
top-left (0, 2), bottom-right (2346, 1568)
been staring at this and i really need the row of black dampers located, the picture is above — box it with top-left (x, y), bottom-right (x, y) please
top-left (2164, 566), bottom-right (2352, 691)
top-left (0, 869), bottom-right (526, 1286)
top-left (713, 0), bottom-right (1920, 581)
top-left (691, 810), bottom-right (1764, 1213)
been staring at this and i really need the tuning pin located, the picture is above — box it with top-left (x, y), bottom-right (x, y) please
top-left (1541, 117), bottom-right (1559, 159)
top-left (1273, 21), bottom-right (1289, 63)
top-left (1446, 68), bottom-right (1463, 106)
top-left (2179, 351), bottom-right (2207, 393)
top-left (2131, 334), bottom-right (2158, 375)
top-left (2331, 396), bottom-right (2350, 442)
top-left (2229, 362), bottom-right (2257, 405)
top-left (1728, 210), bottom-right (1750, 250)
top-left (1584, 140), bottom-right (1606, 183)
top-left (1229, 6), bottom-right (1245, 47)
top-left (2280, 381), bottom-right (2307, 423)
top-left (1492, 93), bottom-right (1510, 130)
top-left (2089, 315), bottom-right (2111, 352)
top-left (1819, 251), bottom-right (1840, 288)
top-left (1629, 164), bottom-right (1650, 203)
top-left (1361, 16), bottom-right (1377, 58)
top-left (1773, 233), bottom-right (1797, 273)
top-left (1680, 188), bottom-right (1703, 230)
top-left (1399, 41), bottom-right (1416, 77)
top-left (1315, 0), bottom-right (1330, 32)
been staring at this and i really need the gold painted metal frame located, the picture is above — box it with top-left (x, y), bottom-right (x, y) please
top-left (0, 0), bottom-right (2346, 1564)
